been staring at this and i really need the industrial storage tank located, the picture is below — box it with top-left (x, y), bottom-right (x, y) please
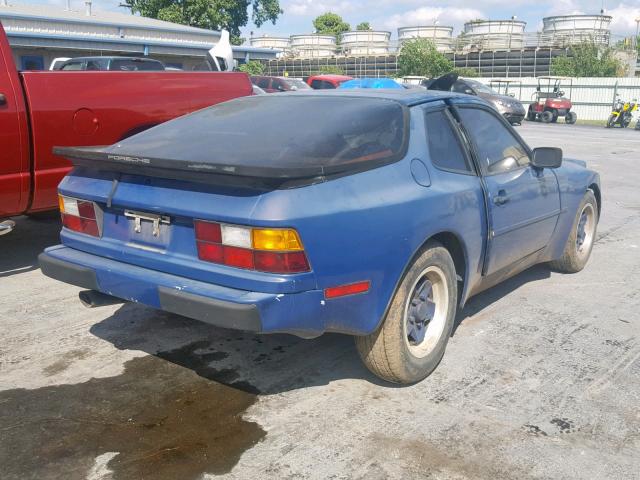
top-left (397, 26), bottom-right (454, 52)
top-left (542, 14), bottom-right (612, 45)
top-left (289, 34), bottom-right (337, 58)
top-left (340, 30), bottom-right (390, 55)
top-left (250, 35), bottom-right (291, 53)
top-left (462, 19), bottom-right (526, 50)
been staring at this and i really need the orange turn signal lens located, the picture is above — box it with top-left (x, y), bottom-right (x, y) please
top-left (58, 194), bottom-right (65, 213)
top-left (252, 228), bottom-right (303, 251)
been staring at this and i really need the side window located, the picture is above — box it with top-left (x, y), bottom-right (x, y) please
top-left (257, 77), bottom-right (270, 89)
top-left (458, 108), bottom-right (530, 174)
top-left (85, 60), bottom-right (102, 71)
top-left (61, 61), bottom-right (84, 71)
top-left (424, 110), bottom-right (470, 173)
top-left (453, 81), bottom-right (474, 95)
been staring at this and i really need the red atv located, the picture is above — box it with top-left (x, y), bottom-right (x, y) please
top-left (527, 76), bottom-right (577, 124)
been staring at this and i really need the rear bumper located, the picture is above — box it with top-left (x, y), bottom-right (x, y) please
top-left (39, 245), bottom-right (328, 337)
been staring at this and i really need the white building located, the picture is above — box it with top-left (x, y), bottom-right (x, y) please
top-left (0, 1), bottom-right (279, 70)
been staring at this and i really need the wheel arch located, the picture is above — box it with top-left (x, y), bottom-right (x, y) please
top-left (374, 230), bottom-right (470, 333)
top-left (588, 182), bottom-right (601, 218)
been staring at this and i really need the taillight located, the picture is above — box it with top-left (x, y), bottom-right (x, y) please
top-left (59, 195), bottom-right (100, 237)
top-left (194, 220), bottom-right (310, 274)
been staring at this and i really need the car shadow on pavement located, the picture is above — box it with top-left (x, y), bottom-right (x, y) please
top-left (90, 304), bottom-right (387, 395)
top-left (453, 264), bottom-right (551, 335)
top-left (0, 214), bottom-right (60, 278)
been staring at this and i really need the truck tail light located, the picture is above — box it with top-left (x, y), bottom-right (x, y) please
top-left (194, 220), bottom-right (310, 274)
top-left (58, 195), bottom-right (100, 237)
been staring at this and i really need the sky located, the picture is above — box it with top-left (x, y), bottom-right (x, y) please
top-left (15, 0), bottom-right (640, 39)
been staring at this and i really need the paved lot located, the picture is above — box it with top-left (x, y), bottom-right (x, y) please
top-left (1, 123), bottom-right (639, 480)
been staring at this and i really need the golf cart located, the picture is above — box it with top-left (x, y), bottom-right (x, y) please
top-left (527, 76), bottom-right (576, 124)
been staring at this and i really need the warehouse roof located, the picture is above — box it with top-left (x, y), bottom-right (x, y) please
top-left (0, 3), bottom-right (221, 37)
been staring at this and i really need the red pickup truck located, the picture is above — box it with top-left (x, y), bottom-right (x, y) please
top-left (0, 24), bottom-right (252, 234)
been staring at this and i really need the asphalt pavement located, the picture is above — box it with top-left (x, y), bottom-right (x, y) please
top-left (1, 122), bottom-right (639, 480)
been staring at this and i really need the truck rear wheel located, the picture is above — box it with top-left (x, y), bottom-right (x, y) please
top-left (549, 190), bottom-right (598, 273)
top-left (355, 242), bottom-right (457, 384)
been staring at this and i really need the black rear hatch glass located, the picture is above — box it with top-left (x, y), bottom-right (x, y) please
top-left (55, 95), bottom-right (408, 183)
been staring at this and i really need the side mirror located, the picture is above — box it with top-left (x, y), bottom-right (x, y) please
top-left (464, 88), bottom-right (475, 95)
top-left (531, 147), bottom-right (562, 169)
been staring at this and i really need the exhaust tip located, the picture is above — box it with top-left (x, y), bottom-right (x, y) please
top-left (79, 290), bottom-right (125, 308)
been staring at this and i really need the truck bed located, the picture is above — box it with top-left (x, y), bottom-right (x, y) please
top-left (20, 70), bottom-right (252, 213)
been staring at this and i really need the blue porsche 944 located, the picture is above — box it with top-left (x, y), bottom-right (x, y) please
top-left (40, 90), bottom-right (601, 383)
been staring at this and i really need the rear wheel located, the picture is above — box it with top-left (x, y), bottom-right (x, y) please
top-left (549, 191), bottom-right (598, 273)
top-left (355, 242), bottom-right (457, 384)
top-left (566, 111), bottom-right (577, 125)
top-left (540, 110), bottom-right (553, 123)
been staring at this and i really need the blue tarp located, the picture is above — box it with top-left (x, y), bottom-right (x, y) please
top-left (339, 78), bottom-right (403, 89)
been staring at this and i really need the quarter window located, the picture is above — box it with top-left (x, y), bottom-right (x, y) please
top-left (424, 110), bottom-right (470, 173)
top-left (458, 108), bottom-right (530, 174)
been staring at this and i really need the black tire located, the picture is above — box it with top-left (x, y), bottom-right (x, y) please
top-left (606, 115), bottom-right (616, 128)
top-left (355, 242), bottom-right (457, 384)
top-left (540, 111), bottom-right (553, 123)
top-left (551, 110), bottom-right (558, 123)
top-left (565, 111), bottom-right (577, 125)
top-left (549, 191), bottom-right (598, 273)
top-left (527, 109), bottom-right (536, 121)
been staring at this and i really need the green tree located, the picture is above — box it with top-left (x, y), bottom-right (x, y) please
top-left (238, 60), bottom-right (264, 75)
top-left (453, 67), bottom-right (478, 77)
top-left (315, 65), bottom-right (344, 75)
top-left (356, 22), bottom-right (371, 31)
top-left (124, 0), bottom-right (282, 45)
top-left (551, 40), bottom-right (624, 77)
top-left (397, 38), bottom-right (453, 78)
top-left (313, 12), bottom-right (350, 39)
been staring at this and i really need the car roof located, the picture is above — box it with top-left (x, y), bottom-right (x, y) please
top-left (309, 74), bottom-right (353, 81)
top-left (64, 56), bottom-right (160, 61)
top-left (275, 88), bottom-right (480, 107)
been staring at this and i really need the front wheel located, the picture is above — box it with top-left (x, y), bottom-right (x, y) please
top-left (565, 111), bottom-right (577, 124)
top-left (606, 114), bottom-right (616, 128)
top-left (355, 242), bottom-right (457, 384)
top-left (549, 190), bottom-right (598, 273)
top-left (540, 110), bottom-right (554, 123)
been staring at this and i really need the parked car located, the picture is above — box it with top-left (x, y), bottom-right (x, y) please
top-left (48, 57), bottom-right (70, 70)
top-left (339, 78), bottom-right (403, 89)
top-left (251, 75), bottom-right (311, 93)
top-left (40, 90), bottom-right (600, 384)
top-left (0, 24), bottom-right (252, 234)
top-left (306, 74), bottom-right (353, 89)
top-left (451, 78), bottom-right (526, 125)
top-left (56, 56), bottom-right (166, 71)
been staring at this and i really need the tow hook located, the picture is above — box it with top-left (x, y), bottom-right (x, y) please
top-left (0, 220), bottom-right (16, 236)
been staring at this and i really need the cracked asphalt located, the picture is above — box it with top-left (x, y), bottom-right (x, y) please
top-left (0, 122), bottom-right (639, 480)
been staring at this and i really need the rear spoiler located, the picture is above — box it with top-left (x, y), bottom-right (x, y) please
top-left (53, 146), bottom-right (374, 187)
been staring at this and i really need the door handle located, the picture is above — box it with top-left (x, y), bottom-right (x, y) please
top-left (493, 190), bottom-right (509, 205)
top-left (0, 93), bottom-right (6, 105)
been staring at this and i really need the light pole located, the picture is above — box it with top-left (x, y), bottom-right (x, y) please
top-left (635, 18), bottom-right (640, 50)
